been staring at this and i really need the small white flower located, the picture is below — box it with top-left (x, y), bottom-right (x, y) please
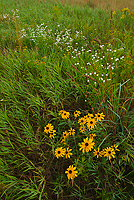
top-left (115, 58), bottom-right (119, 61)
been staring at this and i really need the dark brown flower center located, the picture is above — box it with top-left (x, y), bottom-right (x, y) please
top-left (46, 127), bottom-right (49, 130)
top-left (108, 151), bottom-right (111, 154)
top-left (97, 152), bottom-right (99, 155)
top-left (65, 151), bottom-right (68, 154)
top-left (90, 121), bottom-right (93, 124)
top-left (98, 115), bottom-right (100, 117)
top-left (85, 142), bottom-right (89, 146)
top-left (69, 170), bottom-right (72, 174)
top-left (58, 151), bottom-right (61, 154)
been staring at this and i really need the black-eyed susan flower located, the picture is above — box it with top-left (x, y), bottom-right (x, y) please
top-left (62, 131), bottom-right (69, 139)
top-left (65, 165), bottom-right (78, 180)
top-left (49, 130), bottom-right (56, 139)
top-left (44, 123), bottom-right (54, 134)
top-left (94, 147), bottom-right (103, 158)
top-left (95, 113), bottom-right (105, 122)
top-left (55, 147), bottom-right (65, 159)
top-left (68, 128), bottom-right (75, 136)
top-left (86, 118), bottom-right (96, 131)
top-left (74, 110), bottom-right (81, 118)
top-left (79, 137), bottom-right (95, 153)
top-left (59, 110), bottom-right (64, 116)
top-left (111, 144), bottom-right (120, 152)
top-left (90, 133), bottom-right (96, 139)
top-left (64, 147), bottom-right (73, 158)
top-left (79, 125), bottom-right (86, 133)
top-left (78, 117), bottom-right (86, 126)
top-left (103, 147), bottom-right (116, 160)
top-left (84, 113), bottom-right (94, 122)
top-left (60, 111), bottom-right (70, 119)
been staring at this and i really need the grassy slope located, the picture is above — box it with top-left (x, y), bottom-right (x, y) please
top-left (0, 0), bottom-right (134, 199)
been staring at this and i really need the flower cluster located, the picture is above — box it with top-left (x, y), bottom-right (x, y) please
top-left (55, 147), bottom-right (72, 159)
top-left (44, 110), bottom-right (120, 181)
top-left (120, 7), bottom-right (134, 19)
top-left (59, 110), bottom-right (70, 119)
top-left (78, 112), bottom-right (105, 132)
top-left (94, 145), bottom-right (120, 160)
top-left (44, 123), bottom-right (56, 138)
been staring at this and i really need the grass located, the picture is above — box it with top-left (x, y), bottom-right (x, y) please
top-left (0, 0), bottom-right (134, 199)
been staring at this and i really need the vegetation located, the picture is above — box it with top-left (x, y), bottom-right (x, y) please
top-left (0, 0), bottom-right (134, 199)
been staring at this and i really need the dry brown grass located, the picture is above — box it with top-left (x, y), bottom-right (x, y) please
top-left (57, 0), bottom-right (134, 10)
top-left (90, 0), bottom-right (134, 10)
top-left (57, 0), bottom-right (89, 5)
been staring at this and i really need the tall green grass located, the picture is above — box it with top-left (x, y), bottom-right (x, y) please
top-left (0, 0), bottom-right (134, 199)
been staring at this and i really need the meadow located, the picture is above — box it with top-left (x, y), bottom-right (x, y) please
top-left (0, 0), bottom-right (134, 199)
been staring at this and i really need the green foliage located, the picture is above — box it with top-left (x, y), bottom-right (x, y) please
top-left (0, 0), bottom-right (134, 199)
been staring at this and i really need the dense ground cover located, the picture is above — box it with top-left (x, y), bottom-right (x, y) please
top-left (0, 0), bottom-right (134, 199)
